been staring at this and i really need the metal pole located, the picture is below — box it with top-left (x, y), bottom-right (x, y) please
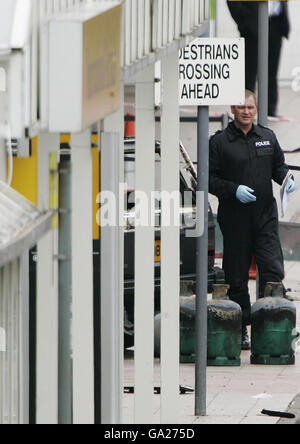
top-left (161, 52), bottom-right (180, 424)
top-left (134, 66), bottom-right (156, 424)
top-left (195, 105), bottom-right (209, 416)
top-left (214, 0), bottom-right (218, 37)
top-left (100, 133), bottom-right (122, 424)
top-left (58, 155), bottom-right (73, 424)
top-left (258, 1), bottom-right (269, 126)
top-left (36, 134), bottom-right (59, 424)
top-left (20, 251), bottom-right (30, 424)
top-left (71, 131), bottom-right (94, 424)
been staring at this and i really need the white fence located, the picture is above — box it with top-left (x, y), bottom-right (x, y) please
top-left (0, 257), bottom-right (28, 424)
top-left (123, 0), bottom-right (209, 65)
top-left (36, 0), bottom-right (209, 65)
top-left (0, 183), bottom-right (52, 424)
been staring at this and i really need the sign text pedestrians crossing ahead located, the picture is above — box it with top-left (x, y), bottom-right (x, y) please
top-left (179, 38), bottom-right (245, 106)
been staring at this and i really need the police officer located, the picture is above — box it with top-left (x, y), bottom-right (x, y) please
top-left (209, 90), bottom-right (296, 349)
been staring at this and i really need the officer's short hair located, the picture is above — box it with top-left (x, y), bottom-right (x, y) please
top-left (245, 89), bottom-right (257, 107)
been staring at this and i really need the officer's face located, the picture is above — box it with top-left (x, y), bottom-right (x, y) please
top-left (231, 96), bottom-right (257, 128)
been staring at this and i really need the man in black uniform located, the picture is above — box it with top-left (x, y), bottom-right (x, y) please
top-left (209, 90), bottom-right (295, 349)
top-left (227, 1), bottom-right (290, 117)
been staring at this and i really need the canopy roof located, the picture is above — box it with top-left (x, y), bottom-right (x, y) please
top-left (0, 181), bottom-right (52, 267)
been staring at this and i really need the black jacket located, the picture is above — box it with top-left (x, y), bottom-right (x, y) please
top-left (209, 122), bottom-right (289, 205)
top-left (227, 1), bottom-right (290, 39)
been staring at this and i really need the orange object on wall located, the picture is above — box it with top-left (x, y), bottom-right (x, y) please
top-left (124, 113), bottom-right (135, 138)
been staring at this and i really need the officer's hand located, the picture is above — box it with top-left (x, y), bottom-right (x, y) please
top-left (286, 178), bottom-right (296, 194)
top-left (236, 185), bottom-right (257, 203)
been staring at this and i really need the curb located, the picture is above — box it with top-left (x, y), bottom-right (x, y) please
top-left (277, 394), bottom-right (300, 425)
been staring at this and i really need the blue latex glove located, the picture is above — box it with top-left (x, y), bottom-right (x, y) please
top-left (286, 177), bottom-right (296, 194)
top-left (236, 185), bottom-right (257, 203)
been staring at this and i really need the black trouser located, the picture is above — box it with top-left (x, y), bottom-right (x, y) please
top-left (268, 17), bottom-right (283, 116)
top-left (241, 17), bottom-right (283, 116)
top-left (218, 199), bottom-right (285, 326)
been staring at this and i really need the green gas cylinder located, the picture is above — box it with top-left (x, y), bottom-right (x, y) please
top-left (251, 282), bottom-right (297, 365)
top-left (156, 286), bottom-right (242, 365)
top-left (207, 284), bottom-right (242, 366)
top-left (179, 296), bottom-right (197, 363)
top-left (154, 297), bottom-right (196, 363)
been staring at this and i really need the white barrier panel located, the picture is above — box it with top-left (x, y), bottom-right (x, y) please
top-left (0, 257), bottom-right (29, 425)
top-left (100, 132), bottom-right (123, 424)
top-left (71, 130), bottom-right (95, 424)
top-left (36, 133), bottom-right (59, 425)
top-left (134, 64), bottom-right (156, 424)
top-left (160, 51), bottom-right (180, 424)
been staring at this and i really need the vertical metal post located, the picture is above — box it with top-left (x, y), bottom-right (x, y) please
top-left (71, 130), bottom-right (94, 424)
top-left (36, 133), bottom-right (59, 424)
top-left (258, 1), bottom-right (269, 126)
top-left (134, 64), bottom-right (155, 424)
top-left (0, 257), bottom-right (28, 424)
top-left (214, 0), bottom-right (218, 37)
top-left (58, 154), bottom-right (73, 424)
top-left (222, 113), bottom-right (229, 131)
top-left (100, 133), bottom-right (122, 425)
top-left (0, 265), bottom-right (4, 422)
top-left (102, 99), bottom-right (125, 425)
top-left (195, 106), bottom-right (209, 416)
top-left (19, 252), bottom-right (30, 424)
top-left (160, 52), bottom-right (180, 424)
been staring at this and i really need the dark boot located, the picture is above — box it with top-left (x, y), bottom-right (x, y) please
top-left (242, 326), bottom-right (250, 351)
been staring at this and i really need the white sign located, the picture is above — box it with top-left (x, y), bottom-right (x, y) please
top-left (179, 38), bottom-right (245, 106)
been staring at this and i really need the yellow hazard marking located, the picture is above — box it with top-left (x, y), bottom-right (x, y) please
top-left (10, 137), bottom-right (38, 205)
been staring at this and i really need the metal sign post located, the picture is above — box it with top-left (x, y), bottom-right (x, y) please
top-left (179, 36), bottom-right (245, 416)
top-left (195, 105), bottom-right (209, 416)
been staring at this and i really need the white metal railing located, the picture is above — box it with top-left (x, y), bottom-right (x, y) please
top-left (123, 0), bottom-right (209, 66)
top-left (35, 0), bottom-right (209, 69)
top-left (0, 185), bottom-right (52, 424)
top-left (0, 258), bottom-right (23, 424)
top-left (36, 0), bottom-right (208, 58)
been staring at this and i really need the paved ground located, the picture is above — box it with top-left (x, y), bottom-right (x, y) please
top-left (123, 260), bottom-right (300, 425)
